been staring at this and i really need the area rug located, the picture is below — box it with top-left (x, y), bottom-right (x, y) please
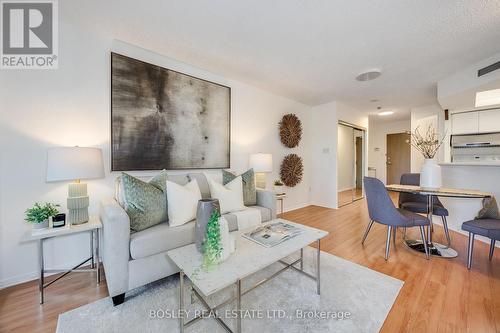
top-left (57, 248), bottom-right (403, 333)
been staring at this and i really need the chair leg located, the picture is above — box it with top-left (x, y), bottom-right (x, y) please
top-left (385, 226), bottom-right (392, 261)
top-left (403, 227), bottom-right (407, 239)
top-left (441, 216), bottom-right (451, 248)
top-left (419, 226), bottom-right (430, 260)
top-left (467, 233), bottom-right (475, 270)
top-left (361, 220), bottom-right (375, 245)
top-left (489, 239), bottom-right (496, 261)
top-left (392, 226), bottom-right (397, 245)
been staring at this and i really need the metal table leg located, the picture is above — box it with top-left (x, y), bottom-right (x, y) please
top-left (90, 230), bottom-right (94, 269)
top-left (179, 271), bottom-right (184, 333)
top-left (96, 229), bottom-right (101, 284)
top-left (38, 239), bottom-right (44, 304)
top-left (300, 248), bottom-right (304, 271)
top-left (404, 194), bottom-right (458, 258)
top-left (316, 239), bottom-right (321, 295)
top-left (236, 279), bottom-right (242, 333)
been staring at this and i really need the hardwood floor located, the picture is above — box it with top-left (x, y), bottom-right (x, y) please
top-left (1, 198), bottom-right (499, 332)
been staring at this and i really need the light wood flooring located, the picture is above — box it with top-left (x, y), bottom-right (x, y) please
top-left (1, 197), bottom-right (499, 332)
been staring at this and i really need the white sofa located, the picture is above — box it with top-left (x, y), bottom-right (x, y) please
top-left (100, 172), bottom-right (276, 305)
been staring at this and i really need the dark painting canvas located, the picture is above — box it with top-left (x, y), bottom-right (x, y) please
top-left (111, 53), bottom-right (231, 171)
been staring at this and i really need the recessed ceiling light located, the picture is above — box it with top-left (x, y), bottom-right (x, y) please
top-left (475, 88), bottom-right (500, 107)
top-left (378, 111), bottom-right (394, 116)
top-left (356, 69), bottom-right (382, 81)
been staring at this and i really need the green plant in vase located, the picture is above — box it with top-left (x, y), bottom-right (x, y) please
top-left (201, 210), bottom-right (223, 271)
top-left (25, 202), bottom-right (60, 229)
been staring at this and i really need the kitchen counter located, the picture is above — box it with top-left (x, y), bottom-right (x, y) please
top-left (440, 162), bottom-right (500, 167)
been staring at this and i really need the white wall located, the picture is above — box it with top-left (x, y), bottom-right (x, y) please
top-left (309, 101), bottom-right (368, 208)
top-left (0, 36), bottom-right (313, 287)
top-left (368, 119), bottom-right (411, 184)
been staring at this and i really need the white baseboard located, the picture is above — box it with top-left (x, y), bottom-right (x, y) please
top-left (0, 259), bottom-right (100, 289)
top-left (282, 203), bottom-right (311, 213)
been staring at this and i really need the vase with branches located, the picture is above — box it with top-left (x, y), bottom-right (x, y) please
top-left (411, 125), bottom-right (445, 188)
top-left (411, 125), bottom-right (446, 159)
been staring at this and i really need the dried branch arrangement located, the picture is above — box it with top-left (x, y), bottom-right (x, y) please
top-left (279, 114), bottom-right (302, 148)
top-left (411, 125), bottom-right (446, 159)
top-left (280, 153), bottom-right (303, 187)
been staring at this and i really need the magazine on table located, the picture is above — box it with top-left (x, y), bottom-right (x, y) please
top-left (243, 221), bottom-right (304, 247)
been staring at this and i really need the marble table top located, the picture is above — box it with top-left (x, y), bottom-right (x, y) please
top-left (386, 184), bottom-right (491, 198)
top-left (21, 216), bottom-right (101, 242)
top-left (167, 218), bottom-right (328, 297)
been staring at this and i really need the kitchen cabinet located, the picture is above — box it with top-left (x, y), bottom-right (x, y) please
top-left (451, 112), bottom-right (479, 134)
top-left (478, 109), bottom-right (500, 133)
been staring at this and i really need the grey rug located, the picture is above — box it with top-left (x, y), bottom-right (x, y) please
top-left (57, 248), bottom-right (403, 333)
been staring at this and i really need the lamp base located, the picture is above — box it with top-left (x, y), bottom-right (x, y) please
top-left (255, 172), bottom-right (267, 190)
top-left (67, 183), bottom-right (90, 225)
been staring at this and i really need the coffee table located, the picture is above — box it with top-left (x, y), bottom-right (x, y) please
top-left (167, 218), bottom-right (328, 333)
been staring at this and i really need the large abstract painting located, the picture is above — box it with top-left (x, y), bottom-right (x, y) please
top-left (111, 53), bottom-right (231, 171)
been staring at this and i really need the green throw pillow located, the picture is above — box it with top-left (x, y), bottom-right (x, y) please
top-left (476, 196), bottom-right (500, 219)
top-left (222, 169), bottom-right (256, 206)
top-left (121, 171), bottom-right (168, 232)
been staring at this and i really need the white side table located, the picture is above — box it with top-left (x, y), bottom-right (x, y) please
top-left (21, 216), bottom-right (102, 304)
top-left (276, 193), bottom-right (286, 214)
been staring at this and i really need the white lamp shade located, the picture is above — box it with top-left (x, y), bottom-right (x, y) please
top-left (249, 153), bottom-right (273, 173)
top-left (46, 147), bottom-right (105, 182)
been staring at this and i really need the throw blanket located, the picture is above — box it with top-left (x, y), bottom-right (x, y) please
top-left (233, 207), bottom-right (262, 230)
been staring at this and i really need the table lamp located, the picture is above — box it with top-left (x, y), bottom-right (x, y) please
top-left (249, 153), bottom-right (273, 189)
top-left (46, 147), bottom-right (104, 225)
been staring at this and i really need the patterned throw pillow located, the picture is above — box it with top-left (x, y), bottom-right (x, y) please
top-left (121, 171), bottom-right (168, 232)
top-left (476, 196), bottom-right (500, 219)
top-left (222, 169), bottom-right (256, 206)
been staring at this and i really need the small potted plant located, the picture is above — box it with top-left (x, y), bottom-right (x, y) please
top-left (274, 179), bottom-right (285, 194)
top-left (25, 203), bottom-right (60, 230)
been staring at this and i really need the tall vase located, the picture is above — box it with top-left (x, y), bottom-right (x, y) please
top-left (420, 158), bottom-right (442, 189)
top-left (195, 199), bottom-right (220, 252)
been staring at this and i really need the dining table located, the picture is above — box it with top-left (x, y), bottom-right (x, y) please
top-left (386, 184), bottom-right (491, 258)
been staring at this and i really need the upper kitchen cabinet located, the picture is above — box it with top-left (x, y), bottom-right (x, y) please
top-left (451, 112), bottom-right (479, 134)
top-left (451, 109), bottom-right (500, 134)
top-left (479, 109), bottom-right (500, 133)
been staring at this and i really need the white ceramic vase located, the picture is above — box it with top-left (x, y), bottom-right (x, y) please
top-left (420, 158), bottom-right (442, 189)
top-left (218, 217), bottom-right (235, 263)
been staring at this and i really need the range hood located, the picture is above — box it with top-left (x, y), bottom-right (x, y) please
top-left (451, 132), bottom-right (500, 162)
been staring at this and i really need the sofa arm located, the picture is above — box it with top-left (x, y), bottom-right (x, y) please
top-left (256, 189), bottom-right (277, 219)
top-left (100, 198), bottom-right (130, 297)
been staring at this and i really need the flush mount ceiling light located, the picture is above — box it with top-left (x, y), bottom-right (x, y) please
top-left (356, 69), bottom-right (382, 82)
top-left (475, 88), bottom-right (500, 107)
top-left (378, 111), bottom-right (394, 116)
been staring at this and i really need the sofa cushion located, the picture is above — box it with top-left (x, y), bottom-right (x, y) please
top-left (188, 173), bottom-right (211, 199)
top-left (121, 171), bottom-right (168, 232)
top-left (208, 176), bottom-right (246, 214)
top-left (222, 169), bottom-right (257, 206)
top-left (225, 206), bottom-right (272, 232)
top-left (166, 179), bottom-right (202, 227)
top-left (130, 221), bottom-right (195, 260)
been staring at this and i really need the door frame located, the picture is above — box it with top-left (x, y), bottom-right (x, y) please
top-left (337, 121), bottom-right (367, 207)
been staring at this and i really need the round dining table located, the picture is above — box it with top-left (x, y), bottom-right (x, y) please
top-left (386, 184), bottom-right (491, 258)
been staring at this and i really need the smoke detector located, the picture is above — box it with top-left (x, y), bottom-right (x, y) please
top-left (356, 69), bottom-right (382, 81)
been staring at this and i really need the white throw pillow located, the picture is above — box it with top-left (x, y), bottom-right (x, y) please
top-left (208, 176), bottom-right (246, 214)
top-left (166, 179), bottom-right (202, 227)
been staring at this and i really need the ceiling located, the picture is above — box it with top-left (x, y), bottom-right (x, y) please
top-left (80, 1), bottom-right (500, 111)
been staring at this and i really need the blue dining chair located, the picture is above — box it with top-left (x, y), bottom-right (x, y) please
top-left (462, 219), bottom-right (500, 269)
top-left (362, 177), bottom-right (430, 260)
top-left (398, 173), bottom-right (451, 247)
